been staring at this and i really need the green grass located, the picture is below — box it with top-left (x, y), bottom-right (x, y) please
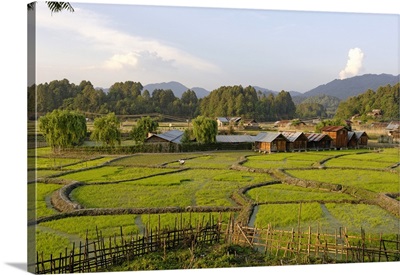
top-left (247, 183), bottom-right (356, 203)
top-left (40, 215), bottom-right (139, 240)
top-left (243, 152), bottom-right (332, 169)
top-left (253, 202), bottom-right (400, 234)
top-left (71, 169), bottom-right (271, 208)
top-left (110, 153), bottom-right (203, 166)
top-left (166, 152), bottom-right (252, 169)
top-left (33, 157), bottom-right (83, 169)
top-left (324, 203), bottom-right (400, 234)
top-left (35, 229), bottom-right (72, 259)
top-left (58, 166), bottom-right (176, 183)
top-left (62, 156), bottom-right (117, 169)
top-left (253, 203), bottom-right (324, 229)
top-left (324, 151), bottom-right (399, 168)
top-left (28, 183), bottom-right (61, 219)
top-left (286, 168), bottom-right (399, 193)
top-left (140, 212), bottom-right (232, 231)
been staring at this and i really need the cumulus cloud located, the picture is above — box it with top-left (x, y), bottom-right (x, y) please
top-left (36, 4), bottom-right (218, 73)
top-left (339, 48), bottom-right (364, 79)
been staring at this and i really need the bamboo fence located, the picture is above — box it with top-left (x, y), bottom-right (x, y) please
top-left (32, 214), bottom-right (400, 273)
top-left (228, 222), bottom-right (400, 263)
top-left (33, 216), bottom-right (222, 274)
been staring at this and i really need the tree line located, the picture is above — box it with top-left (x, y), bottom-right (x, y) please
top-left (334, 83), bottom-right (400, 121)
top-left (28, 78), bottom-right (399, 122)
top-left (39, 111), bottom-right (217, 152)
top-left (28, 79), bottom-right (300, 121)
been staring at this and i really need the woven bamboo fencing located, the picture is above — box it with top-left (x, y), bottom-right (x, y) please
top-left (32, 214), bottom-right (400, 273)
top-left (33, 216), bottom-right (222, 274)
top-left (228, 223), bottom-right (400, 263)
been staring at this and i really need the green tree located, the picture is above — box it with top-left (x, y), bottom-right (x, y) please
top-left (130, 116), bottom-right (159, 143)
top-left (38, 110), bottom-right (87, 152)
top-left (180, 128), bottom-right (193, 144)
top-left (192, 116), bottom-right (218, 144)
top-left (315, 118), bottom-right (348, 133)
top-left (90, 113), bottom-right (121, 146)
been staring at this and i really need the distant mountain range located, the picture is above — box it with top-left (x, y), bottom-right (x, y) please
top-left (101, 73), bottom-right (399, 101)
top-left (301, 73), bottom-right (399, 100)
top-left (142, 81), bottom-right (209, 98)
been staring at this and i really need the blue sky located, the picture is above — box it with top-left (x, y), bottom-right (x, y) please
top-left (34, 1), bottom-right (399, 93)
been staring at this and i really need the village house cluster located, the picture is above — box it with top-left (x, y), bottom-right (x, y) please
top-left (146, 125), bottom-right (369, 153)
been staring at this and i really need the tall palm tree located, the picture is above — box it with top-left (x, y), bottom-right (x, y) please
top-left (27, 2), bottom-right (74, 13)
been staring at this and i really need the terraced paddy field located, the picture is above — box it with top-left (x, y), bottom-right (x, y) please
top-left (29, 147), bottom-right (400, 263)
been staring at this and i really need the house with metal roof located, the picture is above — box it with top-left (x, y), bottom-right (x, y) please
top-left (321, 126), bottom-right (348, 149)
top-left (281, 131), bottom-right (308, 151)
top-left (305, 133), bottom-right (333, 150)
top-left (348, 131), bottom-right (369, 148)
top-left (386, 121), bottom-right (400, 142)
top-left (145, 130), bottom-right (184, 144)
top-left (254, 132), bottom-right (288, 153)
top-left (216, 117), bottom-right (230, 128)
top-left (216, 134), bottom-right (255, 143)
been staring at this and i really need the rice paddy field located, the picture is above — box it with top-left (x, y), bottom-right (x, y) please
top-left (29, 147), bottom-right (400, 259)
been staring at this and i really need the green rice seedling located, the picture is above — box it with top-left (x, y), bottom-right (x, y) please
top-left (166, 152), bottom-right (249, 169)
top-left (253, 203), bottom-right (325, 229)
top-left (286, 169), bottom-right (399, 193)
top-left (243, 152), bottom-right (335, 169)
top-left (62, 156), bottom-right (117, 170)
top-left (110, 153), bottom-right (202, 167)
top-left (324, 203), bottom-right (400, 235)
top-left (28, 183), bottom-right (61, 218)
top-left (35, 157), bottom-right (83, 170)
top-left (247, 183), bottom-right (356, 203)
top-left (58, 166), bottom-right (175, 183)
top-left (39, 215), bottom-right (139, 240)
top-left (140, 212), bottom-right (232, 232)
top-left (35, 229), bottom-right (72, 259)
top-left (71, 182), bottom-right (195, 208)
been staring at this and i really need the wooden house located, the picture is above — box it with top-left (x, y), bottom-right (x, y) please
top-left (216, 117), bottom-right (230, 128)
top-left (145, 130), bottom-right (183, 144)
top-left (306, 133), bottom-right (333, 150)
top-left (254, 132), bottom-right (288, 153)
top-left (347, 132), bottom-right (358, 148)
top-left (355, 131), bottom-right (369, 147)
top-left (281, 132), bottom-right (308, 151)
top-left (347, 131), bottom-right (369, 148)
top-left (321, 126), bottom-right (348, 149)
top-left (386, 121), bottom-right (400, 141)
top-left (243, 119), bottom-right (259, 130)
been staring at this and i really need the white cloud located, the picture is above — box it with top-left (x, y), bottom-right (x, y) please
top-left (36, 3), bottom-right (219, 74)
top-left (339, 47), bottom-right (364, 79)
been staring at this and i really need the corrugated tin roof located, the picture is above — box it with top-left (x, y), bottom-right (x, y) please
top-left (151, 130), bottom-right (183, 144)
top-left (321, 126), bottom-right (345, 132)
top-left (305, 133), bottom-right (332, 142)
top-left (217, 117), bottom-right (229, 123)
top-left (216, 135), bottom-right (255, 143)
top-left (354, 131), bottom-right (368, 139)
top-left (281, 132), bottom-right (305, 142)
top-left (254, 132), bottom-right (286, 142)
top-left (386, 121), bottom-right (400, 131)
top-left (348, 131), bottom-right (356, 140)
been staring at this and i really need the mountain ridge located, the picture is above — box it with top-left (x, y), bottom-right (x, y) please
top-left (99, 73), bottom-right (399, 100)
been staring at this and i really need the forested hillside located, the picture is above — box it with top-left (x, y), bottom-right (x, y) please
top-left (334, 83), bottom-right (399, 121)
top-left (28, 78), bottom-right (399, 122)
top-left (28, 79), bottom-right (298, 121)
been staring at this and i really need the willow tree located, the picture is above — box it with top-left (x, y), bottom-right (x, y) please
top-left (192, 116), bottom-right (218, 144)
top-left (130, 116), bottom-right (159, 143)
top-left (38, 110), bottom-right (87, 152)
top-left (90, 113), bottom-right (121, 147)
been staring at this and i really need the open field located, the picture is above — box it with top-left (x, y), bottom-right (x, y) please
top-left (29, 147), bottom-right (400, 265)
